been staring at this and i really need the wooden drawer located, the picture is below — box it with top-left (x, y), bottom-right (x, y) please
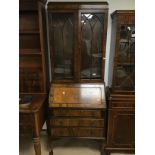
top-left (51, 109), bottom-right (104, 118)
top-left (51, 127), bottom-right (104, 137)
top-left (50, 118), bottom-right (104, 127)
top-left (109, 94), bottom-right (135, 108)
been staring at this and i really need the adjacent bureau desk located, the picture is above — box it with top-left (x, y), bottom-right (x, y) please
top-left (48, 83), bottom-right (107, 155)
top-left (19, 94), bottom-right (47, 155)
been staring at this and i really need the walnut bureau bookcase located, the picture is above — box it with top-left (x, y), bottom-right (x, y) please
top-left (19, 0), bottom-right (48, 155)
top-left (47, 2), bottom-right (109, 155)
top-left (106, 10), bottom-right (135, 155)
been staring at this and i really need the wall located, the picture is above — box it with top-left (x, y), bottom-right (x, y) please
top-left (46, 0), bottom-right (135, 86)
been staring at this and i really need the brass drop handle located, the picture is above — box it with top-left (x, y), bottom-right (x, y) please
top-left (102, 57), bottom-right (106, 60)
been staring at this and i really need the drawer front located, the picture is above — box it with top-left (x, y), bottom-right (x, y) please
top-left (109, 95), bottom-right (135, 108)
top-left (50, 118), bottom-right (104, 127)
top-left (109, 101), bottom-right (135, 108)
top-left (51, 127), bottom-right (104, 137)
top-left (51, 109), bottom-right (104, 118)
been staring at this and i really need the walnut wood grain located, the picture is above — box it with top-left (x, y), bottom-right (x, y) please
top-left (51, 109), bottom-right (104, 118)
top-left (49, 83), bottom-right (106, 109)
top-left (48, 83), bottom-right (107, 154)
top-left (50, 118), bottom-right (104, 127)
top-left (51, 127), bottom-right (104, 137)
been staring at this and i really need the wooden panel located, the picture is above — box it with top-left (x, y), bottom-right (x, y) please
top-left (51, 127), bottom-right (104, 137)
top-left (53, 87), bottom-right (102, 104)
top-left (19, 0), bottom-right (38, 11)
top-left (51, 109), bottom-right (103, 118)
top-left (50, 118), bottom-right (104, 127)
top-left (49, 83), bottom-right (106, 108)
top-left (48, 2), bottom-right (108, 11)
top-left (19, 34), bottom-right (40, 49)
top-left (107, 109), bottom-right (135, 148)
top-left (19, 12), bottom-right (39, 32)
top-left (19, 55), bottom-right (42, 69)
top-left (118, 14), bottom-right (135, 24)
top-left (19, 113), bottom-right (34, 134)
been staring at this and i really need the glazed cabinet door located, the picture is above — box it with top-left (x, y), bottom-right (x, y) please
top-left (80, 11), bottom-right (107, 81)
top-left (47, 3), bottom-right (108, 83)
top-left (113, 24), bottom-right (135, 90)
top-left (48, 12), bottom-right (76, 82)
top-left (107, 109), bottom-right (135, 148)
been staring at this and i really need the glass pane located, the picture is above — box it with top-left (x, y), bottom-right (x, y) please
top-left (49, 13), bottom-right (74, 80)
top-left (80, 13), bottom-right (104, 79)
top-left (114, 65), bottom-right (135, 90)
top-left (118, 25), bottom-right (135, 64)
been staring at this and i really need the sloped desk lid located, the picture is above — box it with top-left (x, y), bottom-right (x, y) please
top-left (49, 83), bottom-right (106, 109)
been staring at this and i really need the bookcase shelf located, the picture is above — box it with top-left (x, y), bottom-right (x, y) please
top-left (19, 31), bottom-right (40, 34)
top-left (19, 49), bottom-right (41, 55)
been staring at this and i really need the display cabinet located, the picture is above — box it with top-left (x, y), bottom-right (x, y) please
top-left (47, 2), bottom-right (108, 155)
top-left (48, 2), bottom-right (108, 83)
top-left (108, 10), bottom-right (135, 90)
top-left (106, 10), bottom-right (135, 155)
top-left (19, 0), bottom-right (48, 155)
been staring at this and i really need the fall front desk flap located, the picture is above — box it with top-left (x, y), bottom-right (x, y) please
top-left (49, 83), bottom-right (106, 109)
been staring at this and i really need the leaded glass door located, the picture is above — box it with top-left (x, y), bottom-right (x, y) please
top-left (114, 24), bottom-right (135, 90)
top-left (80, 12), bottom-right (107, 81)
top-left (48, 12), bottom-right (75, 81)
top-left (48, 4), bottom-right (108, 83)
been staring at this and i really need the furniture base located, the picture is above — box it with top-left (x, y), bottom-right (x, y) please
top-left (48, 138), bottom-right (107, 155)
top-left (105, 147), bottom-right (135, 155)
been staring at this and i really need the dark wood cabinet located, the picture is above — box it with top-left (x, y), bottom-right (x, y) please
top-left (47, 2), bottom-right (108, 83)
top-left (106, 10), bottom-right (135, 155)
top-left (19, 1), bottom-right (48, 155)
top-left (47, 3), bottom-right (109, 155)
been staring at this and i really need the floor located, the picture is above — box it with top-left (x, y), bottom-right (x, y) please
top-left (19, 131), bottom-right (134, 155)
